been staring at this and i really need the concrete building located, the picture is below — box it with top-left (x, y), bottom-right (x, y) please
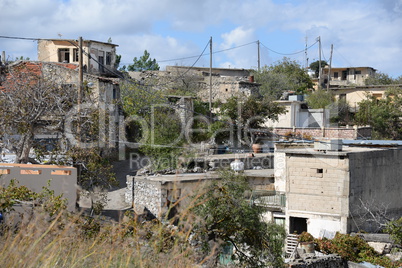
top-left (274, 142), bottom-right (402, 237)
top-left (332, 84), bottom-right (402, 111)
top-left (37, 39), bottom-right (119, 76)
top-left (264, 99), bottom-right (372, 140)
top-left (322, 66), bottom-right (376, 87)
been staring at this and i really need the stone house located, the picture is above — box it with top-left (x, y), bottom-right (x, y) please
top-left (274, 142), bottom-right (402, 237)
top-left (37, 39), bottom-right (119, 77)
top-left (127, 153), bottom-right (279, 219)
top-left (128, 66), bottom-right (260, 103)
top-left (0, 60), bottom-right (121, 152)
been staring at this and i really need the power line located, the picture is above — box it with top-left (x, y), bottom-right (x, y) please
top-left (260, 40), bottom-right (318, 56)
top-left (157, 41), bottom-right (257, 63)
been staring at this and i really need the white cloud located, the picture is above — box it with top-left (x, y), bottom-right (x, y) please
top-left (0, 0), bottom-right (401, 77)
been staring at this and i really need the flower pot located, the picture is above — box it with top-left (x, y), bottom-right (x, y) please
top-left (300, 242), bottom-right (315, 253)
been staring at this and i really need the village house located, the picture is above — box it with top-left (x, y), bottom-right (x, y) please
top-left (322, 66), bottom-right (376, 87)
top-left (37, 39), bottom-right (119, 77)
top-left (332, 84), bottom-right (402, 111)
top-left (263, 97), bottom-right (372, 141)
top-left (274, 141), bottom-right (402, 237)
top-left (128, 66), bottom-right (260, 103)
top-left (1, 60), bottom-right (121, 152)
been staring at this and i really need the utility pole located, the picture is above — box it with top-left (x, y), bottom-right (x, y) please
top-left (78, 36), bottom-right (83, 143)
top-left (209, 36), bottom-right (213, 112)
top-left (317, 36), bottom-right (322, 88)
top-left (257, 40), bottom-right (260, 71)
top-left (327, 44), bottom-right (333, 92)
top-left (305, 36), bottom-right (308, 69)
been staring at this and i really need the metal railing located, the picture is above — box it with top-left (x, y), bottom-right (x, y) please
top-left (250, 190), bottom-right (286, 208)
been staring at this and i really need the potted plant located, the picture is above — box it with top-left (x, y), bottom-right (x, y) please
top-left (298, 231), bottom-right (315, 253)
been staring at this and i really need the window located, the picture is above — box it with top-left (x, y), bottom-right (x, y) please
top-left (317, 168), bottom-right (323, 174)
top-left (355, 70), bottom-right (361, 75)
top-left (106, 52), bottom-right (111, 65)
top-left (58, 48), bottom-right (70, 63)
top-left (334, 72), bottom-right (339, 78)
top-left (73, 48), bottom-right (79, 62)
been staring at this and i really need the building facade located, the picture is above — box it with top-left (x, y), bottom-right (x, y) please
top-left (38, 39), bottom-right (118, 76)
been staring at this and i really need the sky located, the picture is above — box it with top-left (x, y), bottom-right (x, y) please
top-left (1, 0), bottom-right (402, 77)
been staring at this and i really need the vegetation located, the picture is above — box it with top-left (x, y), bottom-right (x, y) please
top-left (126, 50), bottom-right (160, 72)
top-left (306, 89), bottom-right (333, 109)
top-left (191, 170), bottom-right (286, 267)
top-left (0, 63), bottom-right (76, 163)
top-left (214, 95), bottom-right (285, 146)
top-left (315, 233), bottom-right (402, 268)
top-left (365, 72), bottom-right (402, 86)
top-left (385, 217), bottom-right (402, 246)
top-left (355, 87), bottom-right (402, 139)
top-left (309, 60), bottom-right (328, 78)
top-left (252, 57), bottom-right (313, 100)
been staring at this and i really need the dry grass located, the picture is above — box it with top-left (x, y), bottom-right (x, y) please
top-left (0, 208), bottom-right (216, 268)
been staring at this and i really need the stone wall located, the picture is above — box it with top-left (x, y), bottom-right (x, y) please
top-left (133, 178), bottom-right (163, 218)
top-left (273, 127), bottom-right (372, 140)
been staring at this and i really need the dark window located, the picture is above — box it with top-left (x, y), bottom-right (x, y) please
top-left (355, 70), bottom-right (361, 75)
top-left (106, 52), bottom-right (111, 65)
top-left (58, 48), bottom-right (70, 63)
top-left (317, 168), bottom-right (323, 174)
top-left (341, 70), bottom-right (347, 80)
top-left (73, 49), bottom-right (79, 62)
top-left (334, 72), bottom-right (338, 78)
top-left (98, 56), bottom-right (104, 73)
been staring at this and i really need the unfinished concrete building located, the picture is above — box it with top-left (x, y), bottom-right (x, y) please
top-left (275, 142), bottom-right (402, 237)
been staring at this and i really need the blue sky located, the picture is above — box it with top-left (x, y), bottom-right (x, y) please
top-left (1, 0), bottom-right (402, 77)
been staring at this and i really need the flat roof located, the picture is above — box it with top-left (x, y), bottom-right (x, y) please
top-left (277, 146), bottom-right (392, 156)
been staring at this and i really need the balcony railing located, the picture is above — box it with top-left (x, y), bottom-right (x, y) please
top-left (250, 190), bottom-right (286, 208)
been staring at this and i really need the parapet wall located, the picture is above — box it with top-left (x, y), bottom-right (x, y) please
top-left (273, 126), bottom-right (372, 140)
top-left (0, 163), bottom-right (77, 211)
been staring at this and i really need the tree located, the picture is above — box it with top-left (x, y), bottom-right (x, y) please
top-left (127, 50), bottom-right (160, 72)
top-left (309, 60), bottom-right (328, 78)
top-left (306, 90), bottom-right (333, 109)
top-left (364, 72), bottom-right (400, 86)
top-left (215, 95), bottom-right (285, 146)
top-left (0, 62), bottom-right (76, 163)
top-left (355, 87), bottom-right (402, 139)
top-left (191, 170), bottom-right (285, 267)
top-left (252, 57), bottom-right (313, 100)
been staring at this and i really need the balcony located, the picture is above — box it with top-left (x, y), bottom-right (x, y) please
top-left (250, 190), bottom-right (286, 210)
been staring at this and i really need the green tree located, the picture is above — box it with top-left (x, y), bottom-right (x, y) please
top-left (191, 170), bottom-right (285, 267)
top-left (364, 72), bottom-right (398, 86)
top-left (252, 57), bottom-right (313, 100)
top-left (355, 87), bottom-right (402, 139)
top-left (215, 95), bottom-right (285, 146)
top-left (309, 60), bottom-right (328, 78)
top-left (127, 50), bottom-right (160, 71)
top-left (385, 217), bottom-right (402, 246)
top-left (306, 90), bottom-right (333, 109)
